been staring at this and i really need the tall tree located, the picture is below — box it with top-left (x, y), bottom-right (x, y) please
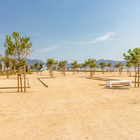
top-left (58, 60), bottom-right (67, 76)
top-left (46, 58), bottom-right (58, 77)
top-left (85, 60), bottom-right (89, 73)
top-left (30, 65), bottom-right (35, 72)
top-left (123, 48), bottom-right (140, 87)
top-left (11, 58), bottom-right (17, 71)
top-left (39, 62), bottom-right (43, 74)
top-left (114, 63), bottom-right (119, 71)
top-left (99, 62), bottom-right (106, 74)
top-left (125, 61), bottom-right (133, 76)
top-left (87, 58), bottom-right (96, 77)
top-left (82, 62), bottom-right (88, 73)
top-left (0, 61), bottom-right (2, 71)
top-left (91, 63), bottom-right (97, 75)
top-left (34, 62), bottom-right (39, 73)
top-left (39, 62), bottom-right (43, 70)
top-left (118, 62), bottom-right (123, 75)
top-left (96, 65), bottom-right (99, 71)
top-left (76, 64), bottom-right (81, 73)
top-left (4, 31), bottom-right (33, 91)
top-left (5, 56), bottom-right (11, 78)
top-left (107, 62), bottom-right (112, 73)
top-left (21, 59), bottom-right (28, 72)
top-left (71, 60), bottom-right (78, 75)
top-left (0, 54), bottom-right (2, 71)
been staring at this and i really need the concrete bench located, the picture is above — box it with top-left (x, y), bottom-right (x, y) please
top-left (106, 80), bottom-right (132, 88)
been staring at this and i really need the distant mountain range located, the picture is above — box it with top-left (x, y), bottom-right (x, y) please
top-left (26, 58), bottom-right (46, 67)
top-left (95, 59), bottom-right (126, 68)
top-left (26, 58), bottom-right (126, 68)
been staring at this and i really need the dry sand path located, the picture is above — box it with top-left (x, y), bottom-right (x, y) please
top-left (0, 71), bottom-right (140, 140)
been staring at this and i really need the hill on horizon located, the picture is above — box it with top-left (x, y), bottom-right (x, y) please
top-left (26, 58), bottom-right (126, 68)
top-left (26, 58), bottom-right (46, 67)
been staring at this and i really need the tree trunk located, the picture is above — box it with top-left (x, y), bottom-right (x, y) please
top-left (4, 63), bottom-right (5, 71)
top-left (130, 68), bottom-right (131, 76)
top-left (119, 69), bottom-right (121, 75)
top-left (102, 69), bottom-right (104, 74)
top-left (90, 68), bottom-right (92, 77)
top-left (63, 69), bottom-right (66, 76)
top-left (127, 68), bottom-right (129, 74)
top-left (51, 69), bottom-right (53, 77)
top-left (93, 68), bottom-right (95, 75)
top-left (138, 63), bottom-right (139, 87)
top-left (14, 65), bottom-right (15, 72)
top-left (7, 70), bottom-right (9, 79)
top-left (19, 65), bottom-right (23, 92)
top-left (73, 69), bottom-right (75, 75)
top-left (135, 66), bottom-right (137, 87)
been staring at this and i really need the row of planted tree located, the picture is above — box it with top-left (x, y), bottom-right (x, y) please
top-left (36, 58), bottom-right (132, 78)
top-left (0, 48), bottom-right (138, 81)
top-left (41, 48), bottom-right (140, 87)
top-left (0, 31), bottom-right (140, 88)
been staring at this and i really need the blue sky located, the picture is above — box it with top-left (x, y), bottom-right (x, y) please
top-left (0, 0), bottom-right (140, 63)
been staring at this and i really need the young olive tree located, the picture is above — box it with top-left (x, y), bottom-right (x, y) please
top-left (11, 58), bottom-right (17, 72)
top-left (34, 62), bottom-right (39, 73)
top-left (99, 62), bottom-right (106, 74)
top-left (125, 61), bottom-right (133, 76)
top-left (30, 65), bottom-right (35, 72)
top-left (87, 58), bottom-right (96, 77)
top-left (5, 56), bottom-right (11, 78)
top-left (71, 60), bottom-right (78, 75)
top-left (0, 54), bottom-right (2, 71)
top-left (107, 62), bottom-right (112, 73)
top-left (58, 60), bottom-right (67, 76)
top-left (4, 31), bottom-right (33, 91)
top-left (0, 62), bottom-right (2, 71)
top-left (46, 58), bottom-right (58, 77)
top-left (123, 48), bottom-right (140, 87)
top-left (39, 62), bottom-right (43, 74)
top-left (0, 54), bottom-right (3, 71)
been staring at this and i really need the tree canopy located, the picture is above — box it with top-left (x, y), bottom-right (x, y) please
top-left (123, 48), bottom-right (140, 87)
top-left (46, 58), bottom-right (58, 77)
top-left (4, 31), bottom-right (33, 70)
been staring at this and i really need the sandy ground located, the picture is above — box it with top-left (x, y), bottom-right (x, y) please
top-left (0, 71), bottom-right (140, 140)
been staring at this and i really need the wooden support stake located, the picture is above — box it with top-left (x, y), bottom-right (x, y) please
top-left (17, 74), bottom-right (19, 92)
top-left (138, 63), bottom-right (139, 87)
top-left (135, 72), bottom-right (137, 88)
top-left (24, 65), bottom-right (26, 92)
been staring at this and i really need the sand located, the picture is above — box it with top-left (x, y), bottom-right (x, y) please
top-left (0, 71), bottom-right (140, 140)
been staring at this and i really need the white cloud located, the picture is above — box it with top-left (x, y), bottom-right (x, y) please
top-left (76, 42), bottom-right (85, 45)
top-left (90, 32), bottom-right (114, 44)
top-left (35, 33), bottom-right (41, 35)
top-left (40, 45), bottom-right (59, 52)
